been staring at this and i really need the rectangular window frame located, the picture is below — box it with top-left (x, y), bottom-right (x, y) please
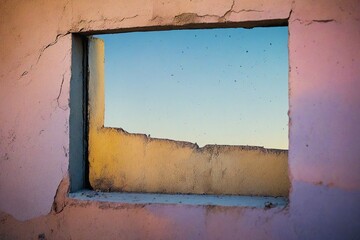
top-left (69, 22), bottom-right (290, 208)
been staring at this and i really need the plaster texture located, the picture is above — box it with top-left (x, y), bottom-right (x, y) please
top-left (1, 0), bottom-right (360, 239)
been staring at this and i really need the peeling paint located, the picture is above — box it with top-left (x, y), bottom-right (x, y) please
top-left (172, 0), bottom-right (266, 25)
top-left (52, 175), bottom-right (69, 214)
top-left (74, 15), bottom-right (139, 32)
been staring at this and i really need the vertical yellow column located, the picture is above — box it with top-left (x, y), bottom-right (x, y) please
top-left (88, 37), bottom-right (105, 130)
top-left (88, 37), bottom-right (105, 187)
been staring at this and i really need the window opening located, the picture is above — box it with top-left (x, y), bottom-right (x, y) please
top-left (97, 27), bottom-right (288, 149)
top-left (85, 27), bottom-right (289, 196)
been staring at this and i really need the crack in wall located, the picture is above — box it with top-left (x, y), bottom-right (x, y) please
top-left (18, 32), bottom-right (70, 83)
top-left (39, 33), bottom-right (70, 63)
top-left (112, 15), bottom-right (139, 24)
top-left (173, 0), bottom-right (267, 24)
top-left (223, 3), bottom-right (265, 20)
top-left (76, 15), bottom-right (139, 30)
top-left (221, 0), bottom-right (236, 19)
top-left (55, 73), bottom-right (67, 111)
top-left (311, 19), bottom-right (335, 24)
top-left (291, 18), bottom-right (336, 25)
top-left (288, 9), bottom-right (293, 20)
top-left (173, 9), bottom-right (265, 24)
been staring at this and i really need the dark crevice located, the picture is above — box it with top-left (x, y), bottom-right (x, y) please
top-left (83, 37), bottom-right (91, 190)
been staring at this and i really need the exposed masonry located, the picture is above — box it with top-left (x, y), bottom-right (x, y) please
top-left (52, 175), bottom-right (69, 214)
top-left (171, 0), bottom-right (262, 23)
top-left (159, 1), bottom-right (267, 24)
top-left (172, 9), bottom-right (264, 24)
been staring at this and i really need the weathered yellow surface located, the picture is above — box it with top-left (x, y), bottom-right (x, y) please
top-left (88, 37), bottom-right (289, 197)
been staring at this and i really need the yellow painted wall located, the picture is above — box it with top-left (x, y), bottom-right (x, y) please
top-left (88, 37), bottom-right (289, 197)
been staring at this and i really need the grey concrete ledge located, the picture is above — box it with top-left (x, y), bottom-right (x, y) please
top-left (69, 190), bottom-right (288, 208)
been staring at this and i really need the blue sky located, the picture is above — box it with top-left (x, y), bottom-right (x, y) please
top-left (95, 26), bottom-right (288, 149)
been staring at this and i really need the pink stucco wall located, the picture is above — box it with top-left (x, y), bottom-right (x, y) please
top-left (1, 0), bottom-right (359, 239)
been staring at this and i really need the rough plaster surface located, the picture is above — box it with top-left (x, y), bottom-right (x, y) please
top-left (289, 16), bottom-right (360, 190)
top-left (69, 191), bottom-right (288, 207)
top-left (87, 37), bottom-right (289, 196)
top-left (1, 0), bottom-right (360, 239)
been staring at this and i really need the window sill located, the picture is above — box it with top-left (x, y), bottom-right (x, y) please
top-left (69, 190), bottom-right (288, 209)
